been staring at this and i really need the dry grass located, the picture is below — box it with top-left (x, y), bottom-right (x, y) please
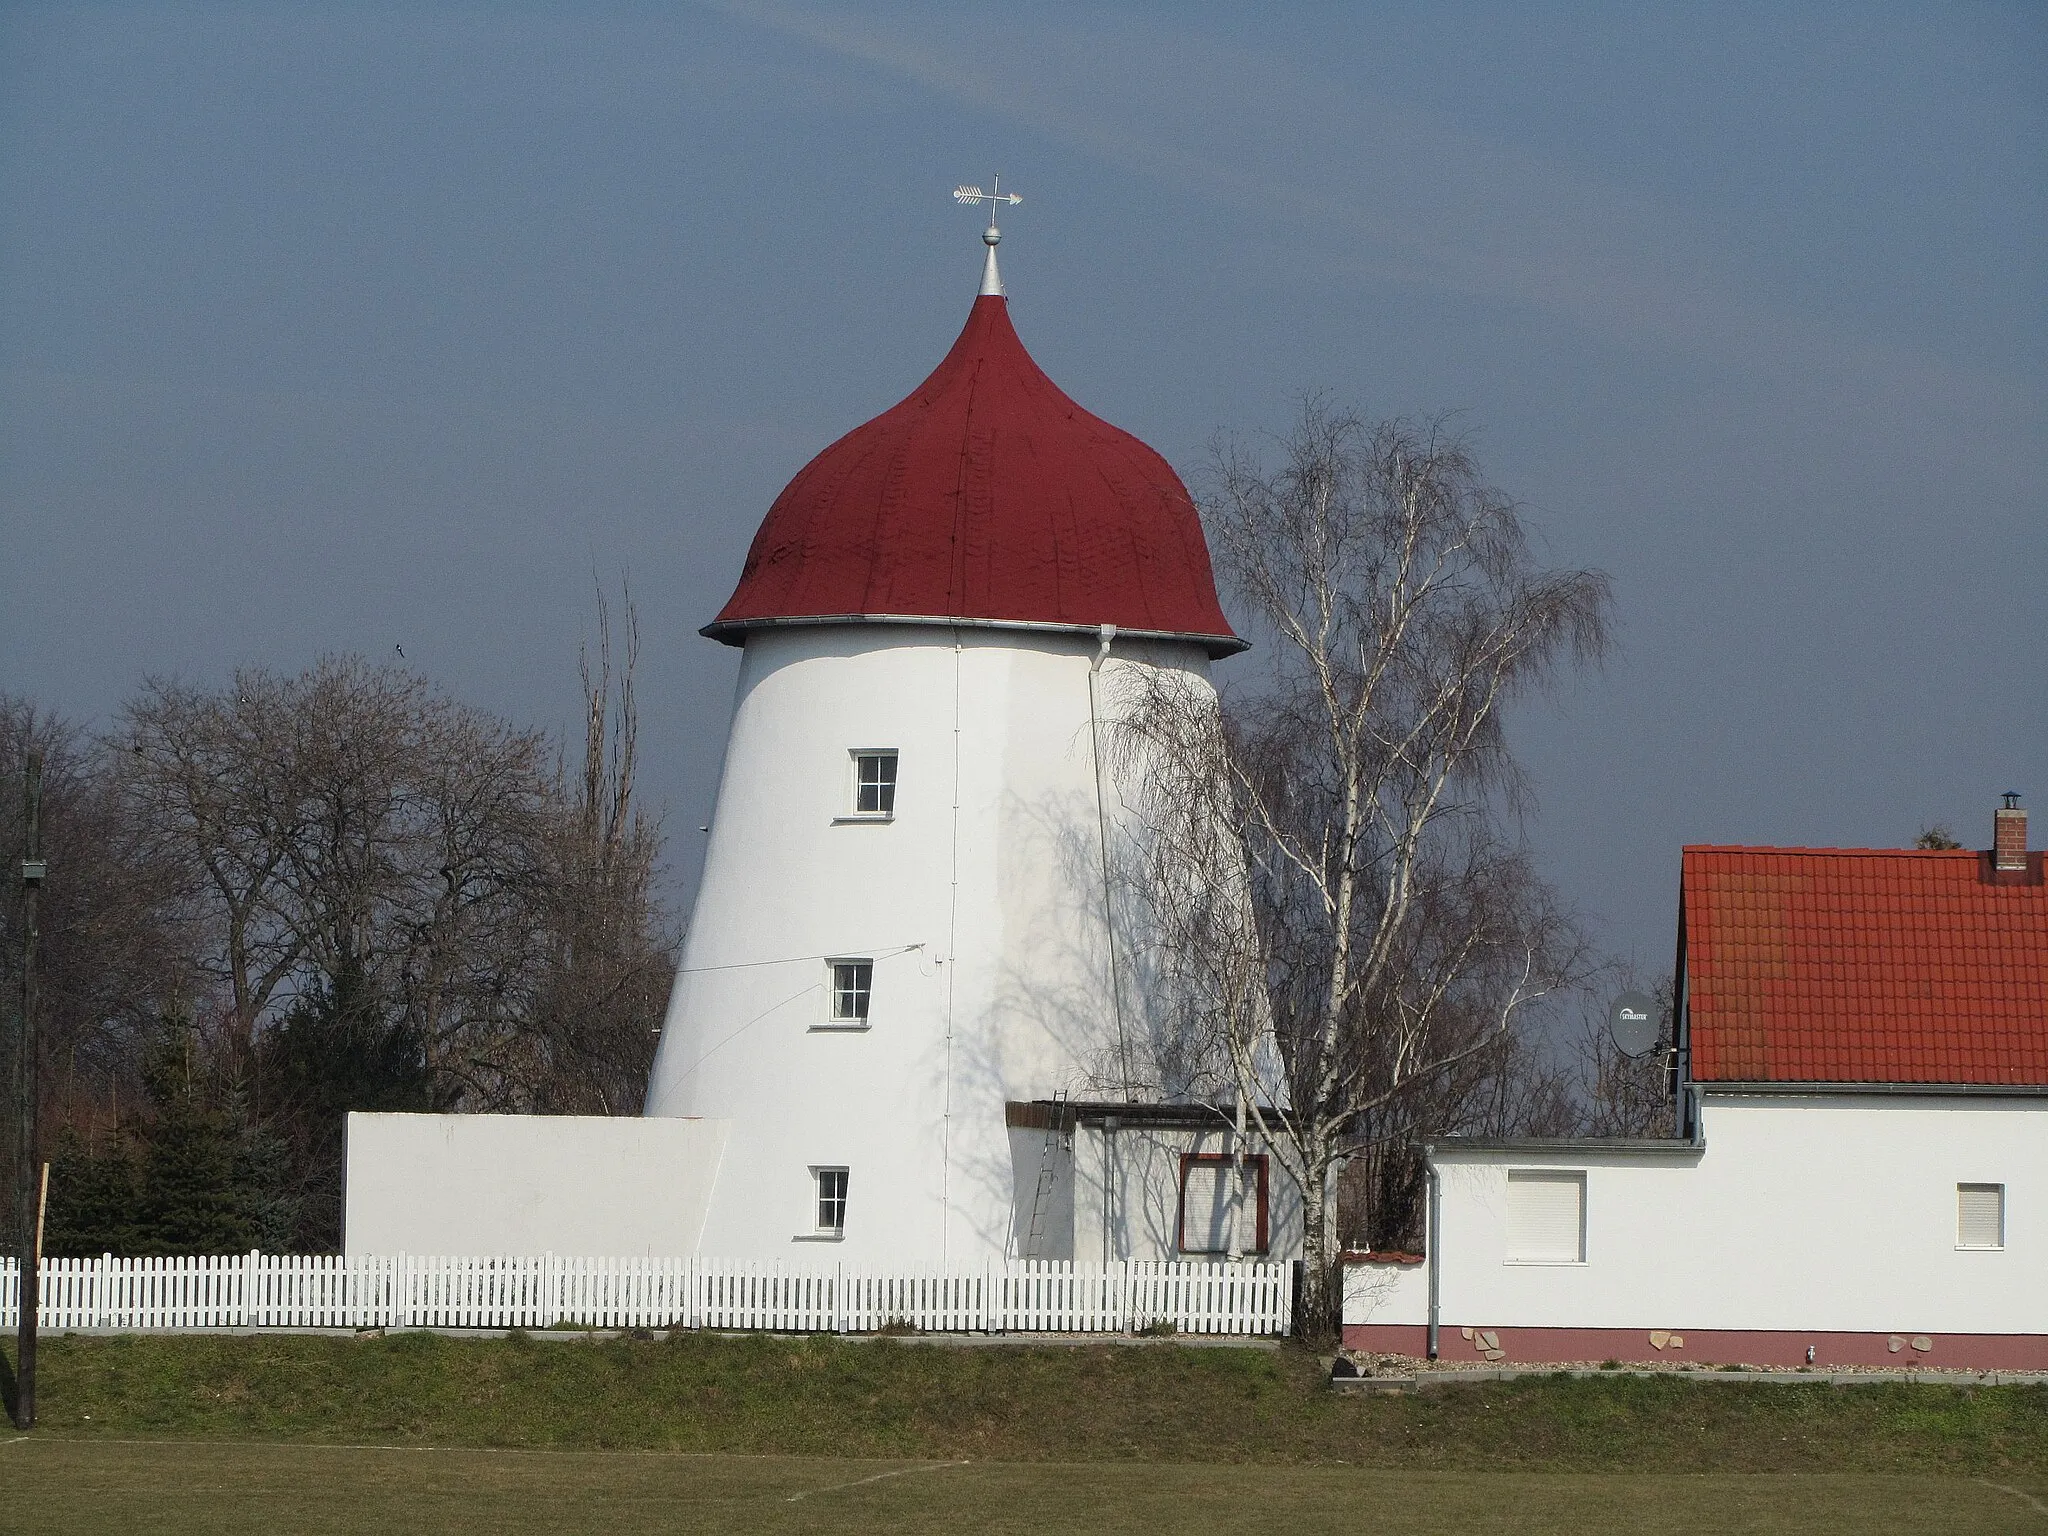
top-left (3, 1441), bottom-right (2045, 1534)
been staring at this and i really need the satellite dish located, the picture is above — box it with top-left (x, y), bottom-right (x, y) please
top-left (1608, 990), bottom-right (1660, 1058)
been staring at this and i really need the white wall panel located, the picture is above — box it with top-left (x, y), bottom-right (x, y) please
top-left (343, 1113), bottom-right (728, 1256)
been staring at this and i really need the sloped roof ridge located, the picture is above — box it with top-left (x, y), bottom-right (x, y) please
top-left (1684, 844), bottom-right (1983, 857)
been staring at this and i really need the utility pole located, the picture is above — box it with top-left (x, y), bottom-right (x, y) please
top-left (11, 749), bottom-right (43, 1430)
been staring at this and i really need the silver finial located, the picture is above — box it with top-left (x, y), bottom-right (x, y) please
top-left (953, 175), bottom-right (1022, 296)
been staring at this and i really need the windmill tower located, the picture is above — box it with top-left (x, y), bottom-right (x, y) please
top-left (643, 190), bottom-right (1244, 1265)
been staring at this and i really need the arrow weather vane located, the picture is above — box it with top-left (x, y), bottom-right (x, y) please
top-left (954, 175), bottom-right (1021, 296)
top-left (953, 175), bottom-right (1022, 240)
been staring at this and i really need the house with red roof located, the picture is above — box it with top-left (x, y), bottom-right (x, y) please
top-left (1345, 797), bottom-right (2047, 1369)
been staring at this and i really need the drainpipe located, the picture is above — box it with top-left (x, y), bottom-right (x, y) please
top-left (1424, 1147), bottom-right (1442, 1361)
top-left (1085, 624), bottom-right (1133, 1099)
top-left (1232, 1096), bottom-right (1248, 1260)
top-left (1103, 1114), bottom-right (1121, 1261)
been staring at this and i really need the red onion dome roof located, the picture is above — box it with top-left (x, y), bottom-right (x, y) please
top-left (704, 294), bottom-right (1244, 656)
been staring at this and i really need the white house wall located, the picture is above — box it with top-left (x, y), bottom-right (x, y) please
top-left (1070, 1123), bottom-right (1305, 1264)
top-left (643, 624), bottom-right (1219, 1266)
top-left (343, 1112), bottom-right (729, 1256)
top-left (1342, 1094), bottom-right (2048, 1368)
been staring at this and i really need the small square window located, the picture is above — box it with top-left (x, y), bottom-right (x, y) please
top-left (851, 750), bottom-right (897, 816)
top-left (815, 1167), bottom-right (849, 1233)
top-left (1958, 1183), bottom-right (2005, 1249)
top-left (1506, 1169), bottom-right (1586, 1263)
top-left (828, 959), bottom-right (873, 1024)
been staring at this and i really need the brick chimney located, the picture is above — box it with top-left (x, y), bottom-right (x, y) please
top-left (1994, 791), bottom-right (2028, 872)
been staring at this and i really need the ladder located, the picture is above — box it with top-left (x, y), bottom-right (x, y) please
top-left (1022, 1089), bottom-right (1069, 1259)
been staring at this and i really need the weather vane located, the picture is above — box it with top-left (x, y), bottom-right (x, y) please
top-left (954, 176), bottom-right (1021, 297)
top-left (953, 175), bottom-right (1022, 244)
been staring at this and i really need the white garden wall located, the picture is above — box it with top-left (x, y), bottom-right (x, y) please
top-left (343, 1112), bottom-right (729, 1256)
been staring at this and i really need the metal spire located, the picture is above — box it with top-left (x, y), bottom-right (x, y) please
top-left (952, 175), bottom-right (1022, 297)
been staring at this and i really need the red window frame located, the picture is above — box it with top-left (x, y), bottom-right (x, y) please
top-left (1176, 1152), bottom-right (1269, 1256)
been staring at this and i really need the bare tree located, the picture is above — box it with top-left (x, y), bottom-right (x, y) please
top-left (122, 674), bottom-right (313, 1050)
top-left (523, 580), bottom-right (678, 1113)
top-left (0, 697), bottom-right (190, 1152)
top-left (121, 659), bottom-right (562, 1109)
top-left (1112, 402), bottom-right (1612, 1337)
top-left (1569, 975), bottom-right (1675, 1139)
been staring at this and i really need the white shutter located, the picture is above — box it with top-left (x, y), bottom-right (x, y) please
top-left (1180, 1162), bottom-right (1230, 1253)
top-left (1506, 1170), bottom-right (1585, 1262)
top-left (1958, 1184), bottom-right (2004, 1249)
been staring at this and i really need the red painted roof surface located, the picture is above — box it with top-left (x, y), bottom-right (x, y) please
top-left (705, 295), bottom-right (1243, 655)
top-left (1682, 846), bottom-right (2048, 1085)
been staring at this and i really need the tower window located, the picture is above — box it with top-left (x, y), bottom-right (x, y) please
top-left (827, 959), bottom-right (873, 1025)
top-left (850, 750), bottom-right (898, 817)
top-left (815, 1167), bottom-right (849, 1234)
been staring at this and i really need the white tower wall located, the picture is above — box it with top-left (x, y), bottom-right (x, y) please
top-left (645, 623), bottom-right (1214, 1265)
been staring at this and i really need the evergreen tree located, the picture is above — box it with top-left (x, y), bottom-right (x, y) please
top-left (43, 1013), bottom-right (303, 1256)
top-left (42, 1128), bottom-right (141, 1258)
top-left (128, 1015), bottom-right (293, 1255)
top-left (261, 960), bottom-right (432, 1249)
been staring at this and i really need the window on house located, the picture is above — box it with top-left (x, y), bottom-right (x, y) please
top-left (827, 959), bottom-right (873, 1024)
top-left (1176, 1153), bottom-right (1268, 1256)
top-left (851, 750), bottom-right (898, 816)
top-left (1958, 1183), bottom-right (2005, 1249)
top-left (815, 1168), bottom-right (849, 1234)
top-left (1506, 1169), bottom-right (1585, 1263)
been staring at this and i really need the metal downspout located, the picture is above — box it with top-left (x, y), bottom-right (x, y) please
top-left (1086, 623), bottom-right (1133, 1099)
top-left (940, 630), bottom-right (964, 1261)
top-left (1425, 1149), bottom-right (1442, 1360)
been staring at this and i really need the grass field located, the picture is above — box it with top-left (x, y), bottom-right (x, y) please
top-left (4, 1441), bottom-right (2046, 1533)
top-left (3, 1332), bottom-right (2046, 1531)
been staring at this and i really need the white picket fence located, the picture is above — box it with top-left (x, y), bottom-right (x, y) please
top-left (0, 1254), bottom-right (1290, 1336)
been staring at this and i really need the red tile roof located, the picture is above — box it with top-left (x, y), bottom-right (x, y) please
top-left (1682, 846), bottom-right (2048, 1086)
top-left (704, 295), bottom-right (1243, 656)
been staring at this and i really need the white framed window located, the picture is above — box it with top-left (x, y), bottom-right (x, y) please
top-left (847, 749), bottom-right (898, 818)
top-left (825, 958), bottom-right (873, 1026)
top-left (814, 1167), bottom-right (849, 1234)
top-left (1506, 1169), bottom-right (1585, 1263)
top-left (1958, 1183), bottom-right (2005, 1250)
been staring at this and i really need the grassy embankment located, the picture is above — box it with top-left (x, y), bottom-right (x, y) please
top-left (4, 1330), bottom-right (2045, 1474)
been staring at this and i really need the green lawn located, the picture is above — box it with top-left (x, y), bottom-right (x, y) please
top-left (2, 1332), bottom-right (2045, 1532)
top-left (3, 1441), bottom-right (2045, 1534)
top-left (7, 1331), bottom-right (2046, 1473)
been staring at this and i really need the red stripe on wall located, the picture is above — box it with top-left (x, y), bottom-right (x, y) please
top-left (1343, 1324), bottom-right (2048, 1370)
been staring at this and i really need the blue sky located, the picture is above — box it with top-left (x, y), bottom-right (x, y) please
top-left (2, 2), bottom-right (2042, 975)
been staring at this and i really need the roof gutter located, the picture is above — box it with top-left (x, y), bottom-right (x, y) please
top-left (1698, 1080), bottom-right (2048, 1098)
top-left (1426, 1135), bottom-right (1705, 1156)
top-left (700, 611), bottom-right (1251, 659)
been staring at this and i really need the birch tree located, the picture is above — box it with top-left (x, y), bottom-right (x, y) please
top-left (1113, 402), bottom-right (1610, 1337)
